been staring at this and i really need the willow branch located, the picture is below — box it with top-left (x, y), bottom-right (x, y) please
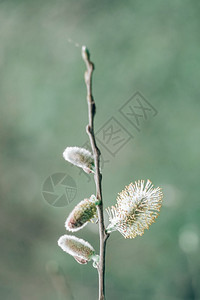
top-left (82, 46), bottom-right (109, 300)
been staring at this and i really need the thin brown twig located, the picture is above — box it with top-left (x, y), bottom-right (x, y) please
top-left (82, 46), bottom-right (110, 300)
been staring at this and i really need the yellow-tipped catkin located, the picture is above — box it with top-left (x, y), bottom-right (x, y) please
top-left (65, 195), bottom-right (98, 232)
top-left (63, 147), bottom-right (94, 174)
top-left (57, 235), bottom-right (96, 264)
top-left (106, 180), bottom-right (163, 239)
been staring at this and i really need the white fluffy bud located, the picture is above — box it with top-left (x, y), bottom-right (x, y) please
top-left (63, 147), bottom-right (95, 174)
top-left (58, 235), bottom-right (97, 265)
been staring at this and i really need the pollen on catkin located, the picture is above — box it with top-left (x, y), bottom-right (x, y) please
top-left (63, 147), bottom-right (95, 174)
top-left (57, 235), bottom-right (95, 264)
top-left (106, 180), bottom-right (163, 239)
top-left (65, 195), bottom-right (98, 232)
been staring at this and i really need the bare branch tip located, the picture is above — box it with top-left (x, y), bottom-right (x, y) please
top-left (82, 45), bottom-right (90, 62)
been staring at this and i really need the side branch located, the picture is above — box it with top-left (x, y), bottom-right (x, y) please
top-left (82, 46), bottom-right (109, 300)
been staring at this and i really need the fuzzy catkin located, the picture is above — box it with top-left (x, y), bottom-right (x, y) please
top-left (65, 195), bottom-right (98, 232)
top-left (106, 180), bottom-right (163, 239)
top-left (63, 147), bottom-right (94, 173)
top-left (58, 235), bottom-right (95, 264)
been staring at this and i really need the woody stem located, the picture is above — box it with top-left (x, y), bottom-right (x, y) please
top-left (82, 46), bottom-right (110, 300)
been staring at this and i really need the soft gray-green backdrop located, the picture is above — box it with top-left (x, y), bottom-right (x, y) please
top-left (0, 1), bottom-right (199, 299)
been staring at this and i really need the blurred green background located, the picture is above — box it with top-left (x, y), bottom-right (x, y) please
top-left (0, 0), bottom-right (200, 299)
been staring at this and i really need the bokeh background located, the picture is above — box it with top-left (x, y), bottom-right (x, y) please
top-left (0, 0), bottom-right (200, 299)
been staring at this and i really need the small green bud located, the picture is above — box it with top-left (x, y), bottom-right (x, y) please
top-left (65, 195), bottom-right (98, 232)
